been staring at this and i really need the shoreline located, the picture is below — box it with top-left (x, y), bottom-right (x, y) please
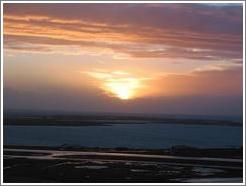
top-left (3, 145), bottom-right (243, 159)
top-left (3, 145), bottom-right (243, 183)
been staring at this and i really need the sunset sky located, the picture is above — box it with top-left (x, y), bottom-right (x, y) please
top-left (3, 3), bottom-right (244, 116)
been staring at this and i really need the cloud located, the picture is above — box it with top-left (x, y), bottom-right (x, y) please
top-left (3, 62), bottom-right (243, 116)
top-left (149, 65), bottom-right (243, 97)
top-left (4, 81), bottom-right (243, 117)
top-left (76, 63), bottom-right (242, 101)
top-left (3, 3), bottom-right (243, 61)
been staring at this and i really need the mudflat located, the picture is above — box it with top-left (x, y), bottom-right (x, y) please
top-left (3, 146), bottom-right (243, 183)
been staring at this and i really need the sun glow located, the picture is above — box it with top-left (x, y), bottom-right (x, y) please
top-left (105, 78), bottom-right (141, 100)
top-left (85, 70), bottom-right (145, 100)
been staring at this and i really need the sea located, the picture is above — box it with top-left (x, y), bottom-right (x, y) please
top-left (3, 122), bottom-right (243, 149)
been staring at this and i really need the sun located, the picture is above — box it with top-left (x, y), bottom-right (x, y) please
top-left (105, 78), bottom-right (141, 100)
top-left (85, 70), bottom-right (145, 100)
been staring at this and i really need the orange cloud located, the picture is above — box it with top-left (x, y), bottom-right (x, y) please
top-left (148, 66), bottom-right (243, 97)
top-left (3, 3), bottom-right (243, 61)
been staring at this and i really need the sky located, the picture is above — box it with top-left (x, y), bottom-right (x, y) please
top-left (3, 3), bottom-right (244, 116)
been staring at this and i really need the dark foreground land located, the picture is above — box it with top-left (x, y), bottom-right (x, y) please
top-left (3, 146), bottom-right (243, 183)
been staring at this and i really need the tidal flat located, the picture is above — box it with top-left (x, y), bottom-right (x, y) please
top-left (3, 146), bottom-right (243, 183)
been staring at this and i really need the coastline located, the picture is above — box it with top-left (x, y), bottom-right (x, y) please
top-left (3, 145), bottom-right (243, 183)
top-left (4, 115), bottom-right (243, 127)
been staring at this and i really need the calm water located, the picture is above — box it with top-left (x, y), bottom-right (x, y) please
top-left (3, 123), bottom-right (243, 149)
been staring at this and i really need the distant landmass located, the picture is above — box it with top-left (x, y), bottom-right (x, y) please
top-left (4, 110), bottom-right (242, 127)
